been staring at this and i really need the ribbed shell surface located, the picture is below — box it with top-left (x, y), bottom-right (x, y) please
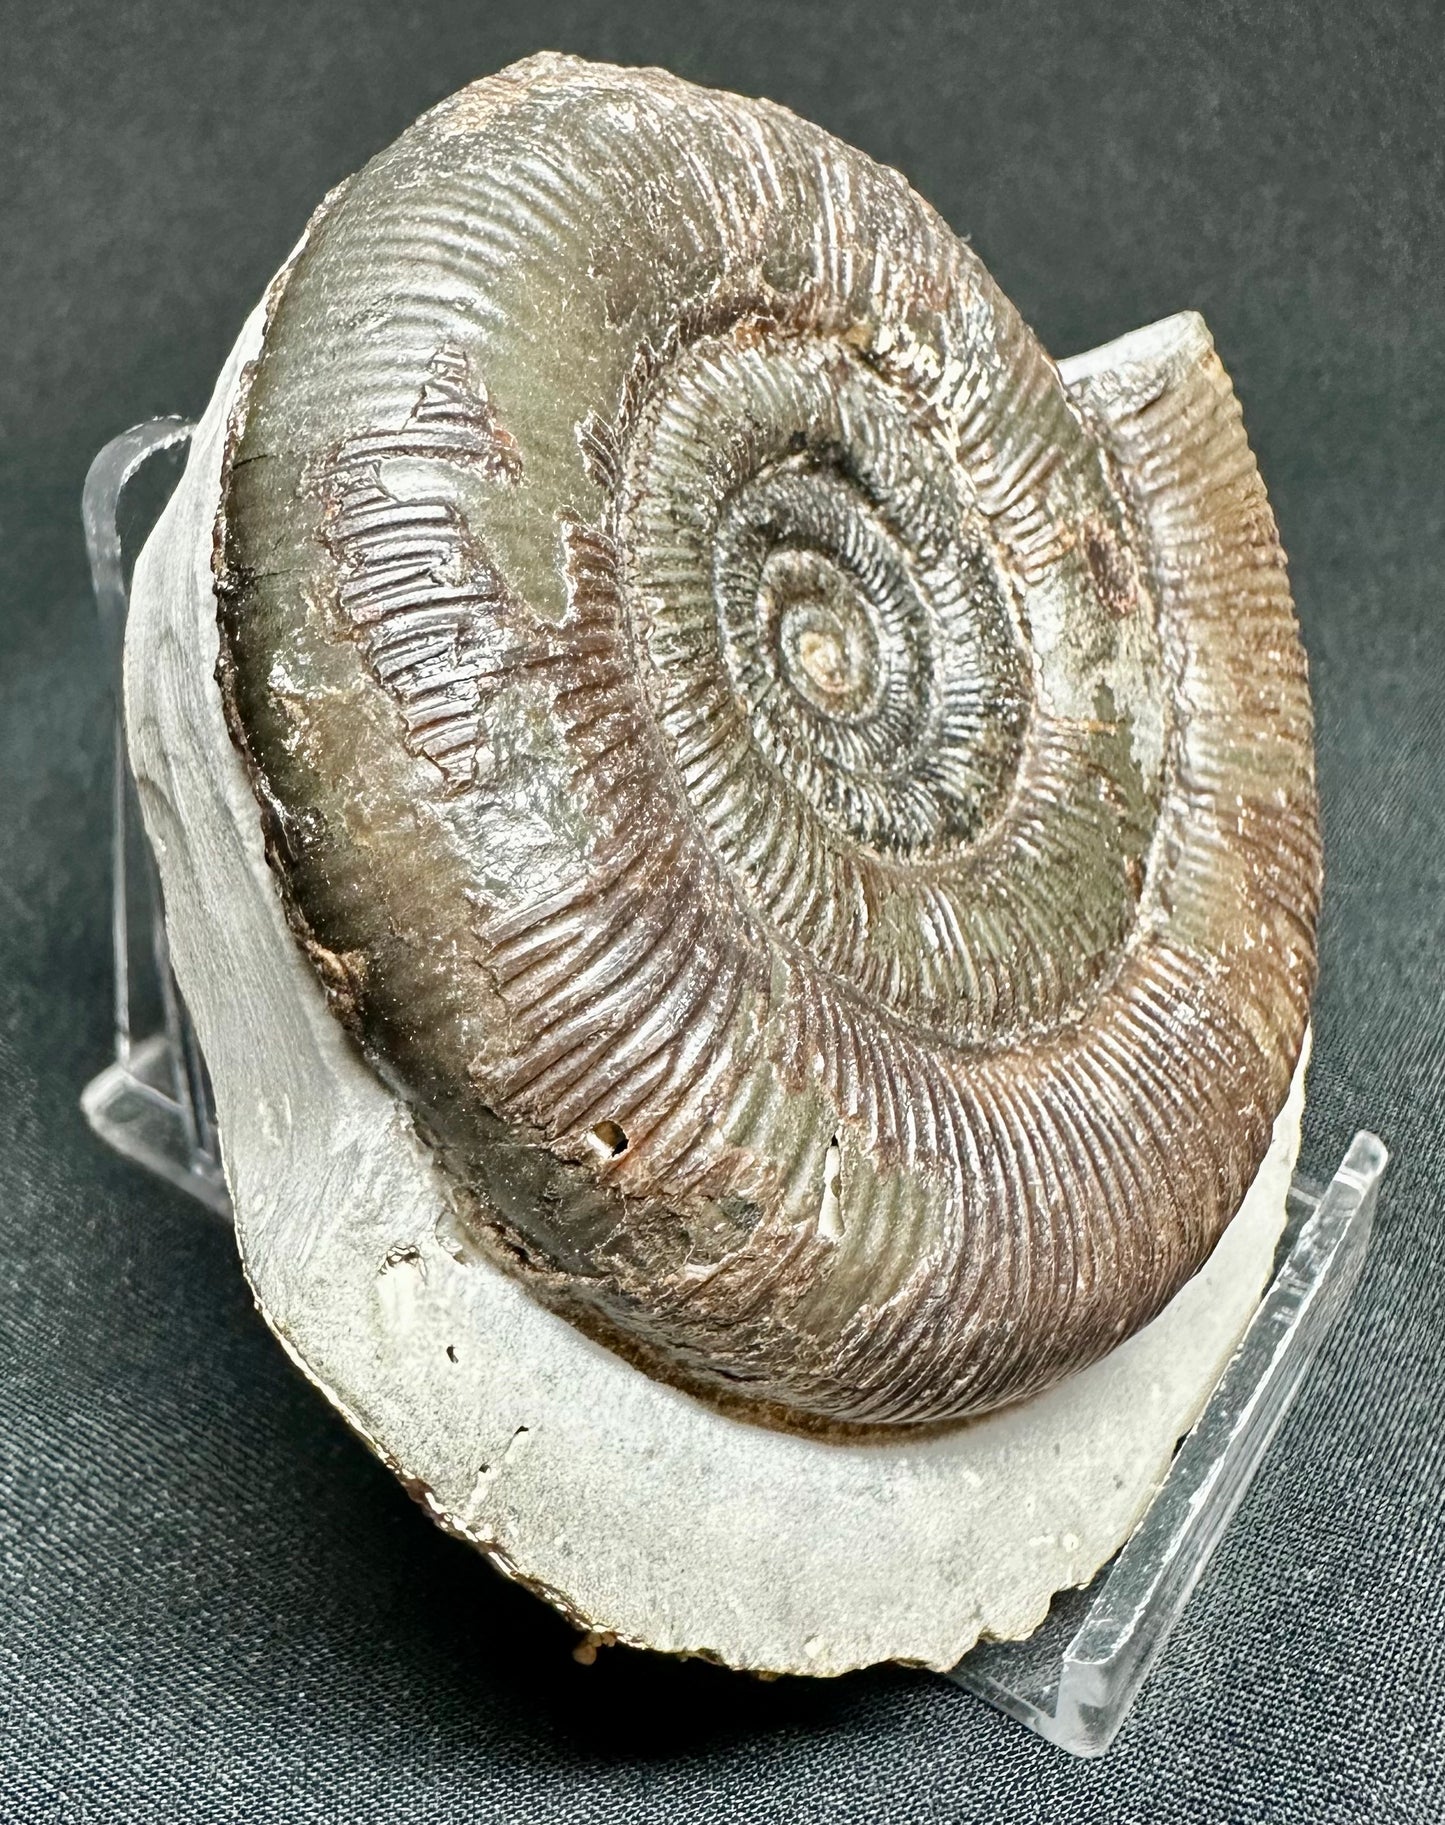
top-left (214, 54), bottom-right (1319, 1428)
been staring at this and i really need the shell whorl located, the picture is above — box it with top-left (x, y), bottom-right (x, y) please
top-left (215, 55), bottom-right (1319, 1427)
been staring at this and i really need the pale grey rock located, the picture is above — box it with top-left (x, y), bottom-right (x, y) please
top-left (124, 296), bottom-right (1306, 1677)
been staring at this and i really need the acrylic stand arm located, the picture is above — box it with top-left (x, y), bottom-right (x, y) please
top-left (79, 421), bottom-right (1388, 1758)
top-left (80, 420), bottom-right (229, 1214)
top-left (947, 1133), bottom-right (1386, 1754)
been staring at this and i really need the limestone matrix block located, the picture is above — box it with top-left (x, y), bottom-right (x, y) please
top-left (124, 292), bottom-right (1306, 1677)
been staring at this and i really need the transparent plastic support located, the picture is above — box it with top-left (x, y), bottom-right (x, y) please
top-left (79, 422), bottom-right (1387, 1756)
top-left (80, 418), bottom-right (228, 1215)
top-left (947, 1132), bottom-right (1386, 1753)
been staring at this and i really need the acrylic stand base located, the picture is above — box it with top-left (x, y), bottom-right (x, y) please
top-left (80, 420), bottom-right (1388, 1759)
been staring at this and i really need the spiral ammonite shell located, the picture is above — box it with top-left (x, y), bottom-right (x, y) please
top-left (214, 54), bottom-right (1319, 1429)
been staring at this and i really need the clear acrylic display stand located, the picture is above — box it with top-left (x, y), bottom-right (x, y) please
top-left (80, 422), bottom-right (1388, 1758)
top-left (79, 417), bottom-right (228, 1216)
top-left (948, 1133), bottom-right (1384, 1753)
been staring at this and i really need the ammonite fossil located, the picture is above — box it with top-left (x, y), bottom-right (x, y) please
top-left (212, 53), bottom-right (1319, 1433)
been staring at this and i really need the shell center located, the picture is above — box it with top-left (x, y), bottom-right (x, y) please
top-left (766, 549), bottom-right (882, 721)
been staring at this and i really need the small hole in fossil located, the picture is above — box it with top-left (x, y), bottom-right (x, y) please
top-left (446, 1344), bottom-right (458, 1364)
top-left (818, 1136), bottom-right (845, 1242)
top-left (588, 1119), bottom-right (628, 1157)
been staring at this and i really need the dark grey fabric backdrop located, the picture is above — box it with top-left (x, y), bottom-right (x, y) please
top-left (2, 2), bottom-right (1441, 1819)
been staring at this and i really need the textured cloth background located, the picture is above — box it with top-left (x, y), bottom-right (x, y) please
top-left (2, 2), bottom-right (1441, 1818)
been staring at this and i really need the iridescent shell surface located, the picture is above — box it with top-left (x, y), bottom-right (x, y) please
top-left (214, 54), bottom-right (1319, 1429)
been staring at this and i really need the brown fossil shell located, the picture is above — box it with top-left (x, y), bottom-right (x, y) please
top-left (213, 53), bottom-right (1319, 1430)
